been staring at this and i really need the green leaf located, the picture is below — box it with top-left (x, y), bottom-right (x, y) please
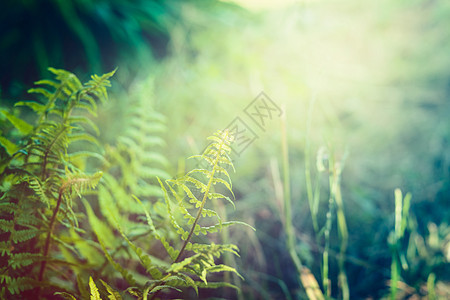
top-left (33, 79), bottom-right (59, 88)
top-left (96, 237), bottom-right (137, 287)
top-left (207, 264), bottom-right (244, 280)
top-left (194, 281), bottom-right (239, 290)
top-left (75, 102), bottom-right (97, 117)
top-left (82, 199), bottom-right (116, 249)
top-left (168, 253), bottom-right (202, 273)
top-left (26, 177), bottom-right (50, 208)
top-left (132, 195), bottom-right (157, 235)
top-left (89, 277), bottom-right (101, 300)
top-left (0, 136), bottom-right (19, 156)
top-left (68, 116), bottom-right (100, 136)
top-left (212, 177), bottom-right (234, 196)
top-left (196, 221), bottom-right (255, 236)
top-left (68, 132), bottom-right (100, 146)
top-left (140, 166), bottom-right (170, 179)
top-left (149, 284), bottom-right (181, 294)
top-left (100, 279), bottom-right (123, 300)
top-left (208, 192), bottom-right (235, 209)
top-left (15, 101), bottom-right (46, 114)
top-left (27, 87), bottom-right (53, 99)
top-left (68, 151), bottom-right (106, 163)
top-left (0, 109), bottom-right (33, 135)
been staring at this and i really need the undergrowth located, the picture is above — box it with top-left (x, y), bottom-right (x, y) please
top-left (0, 68), bottom-right (249, 299)
top-left (0, 67), bottom-right (114, 298)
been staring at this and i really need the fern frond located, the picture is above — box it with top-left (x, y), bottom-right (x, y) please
top-left (185, 242), bottom-right (241, 258)
top-left (207, 192), bottom-right (235, 209)
top-left (47, 67), bottom-right (83, 91)
top-left (188, 281), bottom-right (239, 290)
top-left (0, 242), bottom-right (12, 256)
top-left (132, 195), bottom-right (158, 235)
top-left (15, 100), bottom-right (46, 114)
top-left (0, 275), bottom-right (34, 295)
top-left (159, 236), bottom-right (180, 262)
top-left (89, 277), bottom-right (101, 300)
top-left (68, 151), bottom-right (106, 164)
top-left (0, 67), bottom-right (114, 298)
top-left (0, 219), bottom-right (14, 233)
top-left (205, 264), bottom-right (244, 280)
top-left (10, 228), bottom-right (39, 243)
top-left (68, 132), bottom-right (101, 147)
top-left (99, 185), bottom-right (129, 229)
top-left (107, 211), bottom-right (164, 280)
top-left (63, 171), bottom-right (103, 196)
top-left (26, 122), bottom-right (70, 178)
top-left (158, 178), bottom-right (189, 241)
top-left (26, 176), bottom-right (51, 207)
top-left (28, 87), bottom-right (54, 100)
top-left (68, 116), bottom-right (100, 136)
top-left (146, 284), bottom-right (181, 295)
top-left (100, 279), bottom-right (123, 300)
top-left (74, 101), bottom-right (98, 117)
top-left (170, 130), bottom-right (236, 262)
top-left (169, 252), bottom-right (203, 273)
top-left (82, 198), bottom-right (117, 250)
top-left (82, 69), bottom-right (116, 104)
top-left (96, 236), bottom-right (138, 287)
top-left (8, 252), bottom-right (43, 270)
top-left (100, 173), bottom-right (141, 214)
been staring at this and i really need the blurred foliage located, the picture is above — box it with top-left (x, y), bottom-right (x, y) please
top-left (0, 0), bottom-right (242, 101)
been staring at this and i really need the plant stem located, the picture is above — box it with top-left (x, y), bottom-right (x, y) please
top-left (280, 110), bottom-right (324, 300)
top-left (323, 153), bottom-right (334, 298)
top-left (281, 108), bottom-right (302, 272)
top-left (38, 183), bottom-right (68, 281)
top-left (305, 94), bottom-right (319, 233)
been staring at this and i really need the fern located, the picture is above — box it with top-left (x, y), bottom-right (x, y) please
top-left (105, 80), bottom-right (170, 199)
top-left (92, 130), bottom-right (251, 299)
top-left (0, 68), bottom-right (114, 298)
top-left (1, 68), bottom-right (249, 299)
top-left (77, 80), bottom-right (174, 296)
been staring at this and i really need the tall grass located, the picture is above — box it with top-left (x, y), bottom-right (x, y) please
top-left (303, 94), bottom-right (350, 299)
top-left (333, 160), bottom-right (349, 300)
top-left (390, 188), bottom-right (411, 300)
top-left (279, 108), bottom-right (325, 300)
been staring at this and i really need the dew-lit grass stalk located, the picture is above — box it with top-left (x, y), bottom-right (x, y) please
top-left (322, 152), bottom-right (334, 298)
top-left (280, 108), bottom-right (302, 273)
top-left (390, 189), bottom-right (411, 300)
top-left (322, 151), bottom-right (349, 299)
top-left (280, 110), bottom-right (324, 300)
top-left (305, 94), bottom-right (320, 234)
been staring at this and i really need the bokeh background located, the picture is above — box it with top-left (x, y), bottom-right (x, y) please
top-left (1, 0), bottom-right (449, 298)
